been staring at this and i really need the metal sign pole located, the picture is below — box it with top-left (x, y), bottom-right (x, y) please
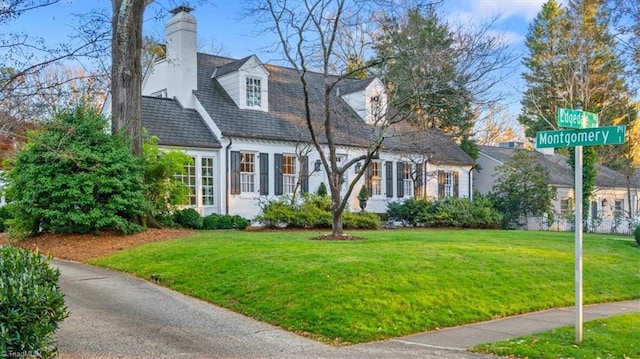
top-left (575, 145), bottom-right (583, 343)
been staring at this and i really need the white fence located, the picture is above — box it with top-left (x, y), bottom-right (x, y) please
top-left (527, 215), bottom-right (637, 235)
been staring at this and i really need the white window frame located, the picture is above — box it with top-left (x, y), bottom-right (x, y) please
top-left (560, 198), bottom-right (571, 215)
top-left (240, 152), bottom-right (256, 193)
top-left (201, 157), bottom-right (215, 206)
top-left (282, 154), bottom-right (297, 195)
top-left (175, 154), bottom-right (216, 208)
top-left (443, 171), bottom-right (454, 198)
top-left (370, 161), bottom-right (382, 196)
top-left (402, 164), bottom-right (413, 198)
top-left (176, 157), bottom-right (196, 206)
top-left (246, 77), bottom-right (261, 108)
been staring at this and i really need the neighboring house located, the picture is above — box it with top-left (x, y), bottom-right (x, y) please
top-left (104, 6), bottom-right (474, 219)
top-left (475, 142), bottom-right (640, 234)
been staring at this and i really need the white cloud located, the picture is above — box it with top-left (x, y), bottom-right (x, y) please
top-left (443, 0), bottom-right (569, 26)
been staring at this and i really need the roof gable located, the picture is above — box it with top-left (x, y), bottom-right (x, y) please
top-left (141, 96), bottom-right (221, 149)
top-left (478, 146), bottom-right (636, 188)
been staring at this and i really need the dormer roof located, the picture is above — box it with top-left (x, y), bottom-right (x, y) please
top-left (212, 54), bottom-right (269, 78)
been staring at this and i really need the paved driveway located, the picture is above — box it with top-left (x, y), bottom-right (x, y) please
top-left (54, 260), bottom-right (494, 359)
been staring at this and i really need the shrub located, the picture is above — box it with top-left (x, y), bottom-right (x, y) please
top-left (387, 196), bottom-right (501, 229)
top-left (316, 182), bottom-right (328, 197)
top-left (254, 198), bottom-right (296, 228)
top-left (0, 246), bottom-right (69, 358)
top-left (634, 225), bottom-right (640, 246)
top-left (255, 193), bottom-right (378, 229)
top-left (343, 212), bottom-right (381, 229)
top-left (0, 205), bottom-right (12, 233)
top-left (173, 208), bottom-right (203, 229)
top-left (387, 198), bottom-right (431, 226)
top-left (202, 213), bottom-right (249, 230)
top-left (4, 106), bottom-right (145, 238)
top-left (143, 135), bottom-right (193, 218)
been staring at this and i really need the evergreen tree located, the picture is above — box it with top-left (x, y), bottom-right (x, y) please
top-left (519, 0), bottom-right (636, 213)
top-left (519, 0), bottom-right (570, 138)
top-left (375, 8), bottom-right (474, 144)
top-left (489, 150), bottom-right (556, 229)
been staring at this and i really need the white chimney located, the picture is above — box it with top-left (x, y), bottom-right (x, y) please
top-left (166, 6), bottom-right (197, 108)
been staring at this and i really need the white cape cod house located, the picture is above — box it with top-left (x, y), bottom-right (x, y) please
top-left (104, 6), bottom-right (475, 219)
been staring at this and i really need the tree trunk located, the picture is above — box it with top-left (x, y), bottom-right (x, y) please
top-left (329, 175), bottom-right (345, 236)
top-left (111, 0), bottom-right (150, 156)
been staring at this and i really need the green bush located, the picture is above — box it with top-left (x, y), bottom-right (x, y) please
top-left (173, 208), bottom-right (203, 229)
top-left (0, 246), bottom-right (69, 358)
top-left (143, 135), bottom-right (193, 218)
top-left (4, 106), bottom-right (145, 238)
top-left (634, 225), bottom-right (640, 246)
top-left (343, 212), bottom-right (381, 229)
top-left (202, 213), bottom-right (250, 230)
top-left (387, 196), bottom-right (502, 229)
top-left (0, 205), bottom-right (13, 233)
top-left (316, 182), bottom-right (328, 197)
top-left (255, 194), bottom-right (380, 229)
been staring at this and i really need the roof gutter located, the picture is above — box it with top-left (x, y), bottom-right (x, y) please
top-left (225, 137), bottom-right (233, 215)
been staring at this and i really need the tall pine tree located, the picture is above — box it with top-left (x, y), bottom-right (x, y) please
top-left (520, 0), bottom-right (636, 222)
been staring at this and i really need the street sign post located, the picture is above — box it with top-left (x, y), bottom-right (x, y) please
top-left (536, 125), bottom-right (626, 148)
top-left (535, 121), bottom-right (626, 344)
top-left (557, 108), bottom-right (599, 129)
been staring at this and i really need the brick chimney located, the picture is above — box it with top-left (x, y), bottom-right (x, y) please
top-left (166, 6), bottom-right (197, 108)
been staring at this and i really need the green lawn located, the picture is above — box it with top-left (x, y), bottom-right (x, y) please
top-left (89, 229), bottom-right (640, 344)
top-left (472, 313), bottom-right (640, 358)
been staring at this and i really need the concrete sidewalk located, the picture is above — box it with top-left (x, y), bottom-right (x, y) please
top-left (394, 300), bottom-right (640, 350)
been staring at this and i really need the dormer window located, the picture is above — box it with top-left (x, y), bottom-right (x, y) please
top-left (246, 78), bottom-right (262, 108)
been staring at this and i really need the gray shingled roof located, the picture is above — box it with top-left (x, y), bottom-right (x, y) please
top-left (142, 96), bottom-right (221, 148)
top-left (479, 145), bottom-right (634, 188)
top-left (193, 53), bottom-right (474, 166)
top-left (213, 55), bottom-right (253, 78)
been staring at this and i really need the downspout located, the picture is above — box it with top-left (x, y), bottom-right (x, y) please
top-left (225, 137), bottom-right (233, 215)
top-left (468, 166), bottom-right (474, 201)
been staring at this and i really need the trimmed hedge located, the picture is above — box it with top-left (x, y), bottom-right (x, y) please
top-left (255, 193), bottom-right (380, 229)
top-left (0, 246), bottom-right (69, 358)
top-left (387, 196), bottom-right (502, 229)
top-left (202, 214), bottom-right (249, 230)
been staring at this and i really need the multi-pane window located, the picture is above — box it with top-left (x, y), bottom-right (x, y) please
top-left (201, 157), bottom-right (214, 206)
top-left (443, 171), bottom-right (454, 197)
top-left (560, 198), bottom-right (571, 215)
top-left (176, 157), bottom-right (196, 206)
top-left (240, 153), bottom-right (256, 193)
top-left (246, 78), bottom-right (261, 107)
top-left (175, 156), bottom-right (215, 207)
top-left (370, 161), bottom-right (382, 196)
top-left (615, 200), bottom-right (624, 219)
top-left (282, 155), bottom-right (297, 194)
top-left (402, 164), bottom-right (413, 198)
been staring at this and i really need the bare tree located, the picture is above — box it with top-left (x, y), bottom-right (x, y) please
top-left (247, 0), bottom-right (429, 237)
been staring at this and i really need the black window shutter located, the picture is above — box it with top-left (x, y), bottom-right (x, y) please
top-left (230, 151), bottom-right (240, 195)
top-left (453, 171), bottom-right (459, 198)
top-left (438, 170), bottom-right (445, 199)
top-left (301, 156), bottom-right (309, 193)
top-left (396, 162), bottom-right (404, 198)
top-left (260, 153), bottom-right (269, 195)
top-left (385, 161), bottom-right (393, 198)
top-left (366, 162), bottom-right (373, 197)
top-left (274, 153), bottom-right (283, 195)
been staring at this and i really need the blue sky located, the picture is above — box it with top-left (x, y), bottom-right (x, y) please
top-left (4, 0), bottom-right (554, 60)
top-left (2, 0), bottom-right (563, 124)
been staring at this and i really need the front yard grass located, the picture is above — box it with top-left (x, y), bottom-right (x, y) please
top-left (89, 230), bottom-right (640, 344)
top-left (472, 313), bottom-right (640, 358)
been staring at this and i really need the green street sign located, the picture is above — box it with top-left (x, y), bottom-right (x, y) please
top-left (536, 125), bottom-right (626, 148)
top-left (557, 108), bottom-right (599, 129)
